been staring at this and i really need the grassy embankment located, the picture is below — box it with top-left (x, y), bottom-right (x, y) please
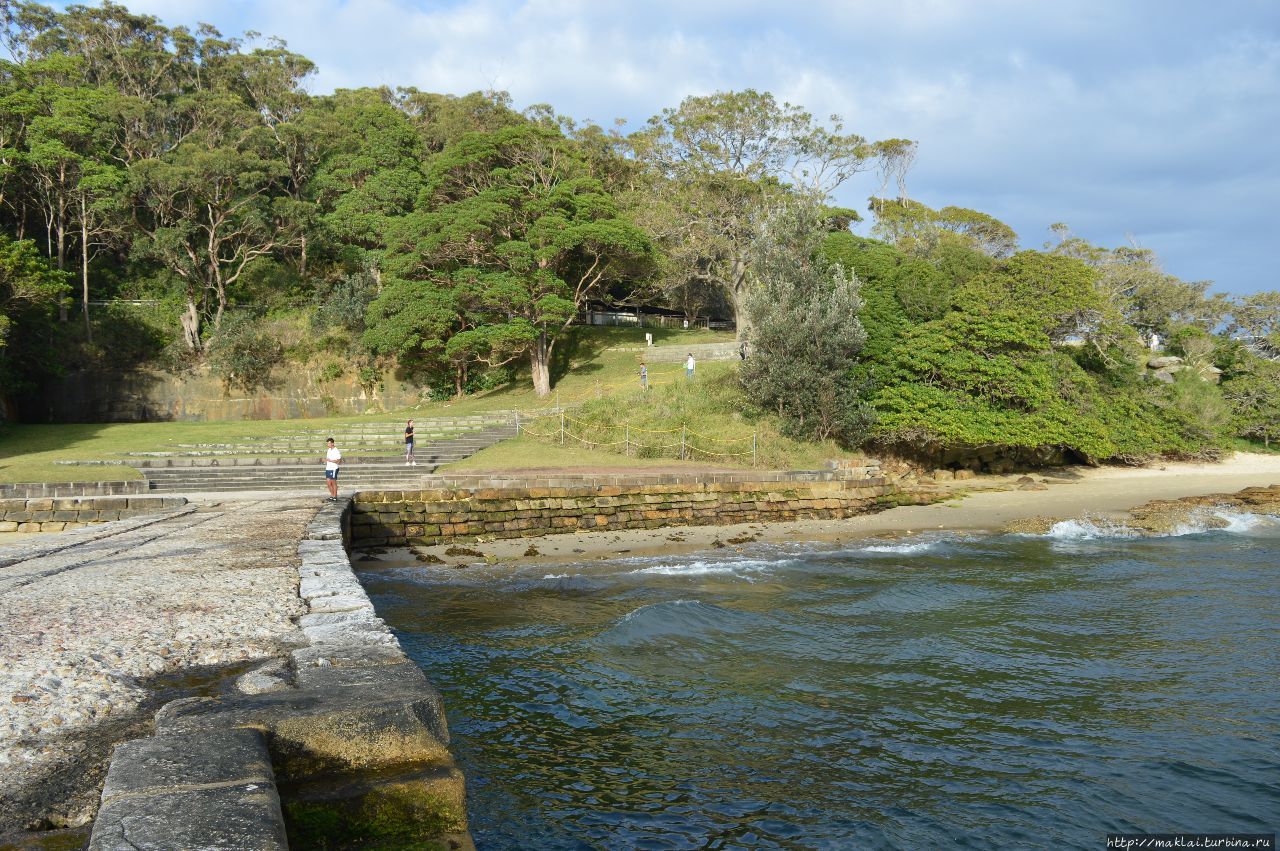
top-left (1, 327), bottom-right (858, 483)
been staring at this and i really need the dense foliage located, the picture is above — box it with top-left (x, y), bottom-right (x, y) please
top-left (741, 205), bottom-right (873, 443)
top-left (1, 0), bottom-right (1276, 467)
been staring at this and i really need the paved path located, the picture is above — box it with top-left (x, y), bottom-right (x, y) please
top-left (0, 497), bottom-right (318, 835)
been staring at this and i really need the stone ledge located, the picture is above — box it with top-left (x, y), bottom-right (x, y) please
top-left (89, 728), bottom-right (287, 851)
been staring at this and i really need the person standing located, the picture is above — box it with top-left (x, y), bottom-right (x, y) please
top-left (639, 362), bottom-right (648, 391)
top-left (404, 419), bottom-right (416, 466)
top-left (324, 437), bottom-right (342, 501)
top-left (685, 352), bottom-right (695, 379)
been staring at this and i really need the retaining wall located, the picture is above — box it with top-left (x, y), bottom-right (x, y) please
top-left (350, 472), bottom-right (928, 548)
top-left (0, 496), bottom-right (187, 533)
top-left (0, 481), bottom-right (147, 499)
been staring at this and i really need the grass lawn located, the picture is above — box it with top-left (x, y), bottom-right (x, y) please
top-left (436, 437), bottom-right (725, 473)
top-left (0, 326), bottom-right (739, 484)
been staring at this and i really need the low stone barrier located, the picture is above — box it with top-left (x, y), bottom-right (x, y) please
top-left (0, 495), bottom-right (187, 533)
top-left (350, 472), bottom-right (927, 548)
top-left (88, 499), bottom-right (473, 850)
top-left (0, 480), bottom-right (147, 499)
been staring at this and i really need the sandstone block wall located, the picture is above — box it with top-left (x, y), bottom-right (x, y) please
top-left (350, 477), bottom-right (929, 547)
top-left (0, 496), bottom-right (187, 533)
top-left (0, 481), bottom-right (147, 499)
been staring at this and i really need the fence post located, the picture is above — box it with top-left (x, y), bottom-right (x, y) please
top-left (752, 430), bottom-right (758, 466)
top-left (560, 412), bottom-right (565, 445)
top-left (596, 380), bottom-right (601, 400)
top-left (515, 411), bottom-right (521, 437)
top-left (680, 426), bottom-right (686, 461)
top-left (625, 425), bottom-right (630, 457)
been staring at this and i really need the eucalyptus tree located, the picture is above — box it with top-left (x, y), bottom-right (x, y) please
top-left (129, 86), bottom-right (298, 350)
top-left (630, 89), bottom-right (892, 334)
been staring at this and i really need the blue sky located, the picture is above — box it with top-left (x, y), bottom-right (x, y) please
top-left (79, 0), bottom-right (1280, 294)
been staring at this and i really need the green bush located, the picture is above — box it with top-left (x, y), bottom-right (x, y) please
top-left (206, 315), bottom-right (285, 392)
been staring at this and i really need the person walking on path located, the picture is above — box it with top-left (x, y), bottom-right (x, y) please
top-left (686, 352), bottom-right (696, 379)
top-left (639, 362), bottom-right (648, 391)
top-left (324, 437), bottom-right (342, 500)
top-left (404, 419), bottom-right (416, 466)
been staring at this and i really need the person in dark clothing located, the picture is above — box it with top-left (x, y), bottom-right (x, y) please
top-left (404, 419), bottom-right (416, 466)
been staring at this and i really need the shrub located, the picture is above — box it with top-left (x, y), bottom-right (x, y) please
top-left (206, 315), bottom-right (284, 392)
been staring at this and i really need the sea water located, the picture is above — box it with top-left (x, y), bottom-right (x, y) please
top-left (360, 513), bottom-right (1280, 850)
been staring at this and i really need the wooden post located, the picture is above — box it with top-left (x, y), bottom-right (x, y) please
top-left (752, 430), bottom-right (758, 466)
top-left (595, 380), bottom-right (601, 399)
top-left (680, 426), bottom-right (686, 461)
top-left (515, 411), bottom-right (521, 436)
top-left (560, 412), bottom-right (565, 445)
top-left (625, 425), bottom-right (630, 457)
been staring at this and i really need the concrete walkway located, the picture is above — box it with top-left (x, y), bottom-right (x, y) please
top-left (0, 496), bottom-right (317, 837)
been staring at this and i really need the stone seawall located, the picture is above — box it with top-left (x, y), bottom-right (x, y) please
top-left (0, 496), bottom-right (187, 533)
top-left (87, 499), bottom-right (472, 850)
top-left (350, 473), bottom-right (927, 548)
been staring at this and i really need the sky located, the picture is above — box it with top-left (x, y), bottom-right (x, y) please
top-left (65, 0), bottom-right (1280, 295)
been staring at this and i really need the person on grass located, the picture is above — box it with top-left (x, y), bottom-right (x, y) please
top-left (404, 419), bottom-right (416, 466)
top-left (686, 352), bottom-right (696, 379)
top-left (324, 437), bottom-right (341, 500)
top-left (639, 362), bottom-right (648, 391)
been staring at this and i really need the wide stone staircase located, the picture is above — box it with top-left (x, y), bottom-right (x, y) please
top-left (60, 415), bottom-right (519, 493)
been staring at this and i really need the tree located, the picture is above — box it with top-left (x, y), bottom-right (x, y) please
top-left (0, 233), bottom-right (67, 415)
top-left (741, 203), bottom-right (873, 443)
top-left (1046, 225), bottom-right (1225, 337)
top-left (631, 90), bottom-right (888, 335)
top-left (310, 88), bottom-right (425, 285)
top-left (131, 129), bottom-right (297, 349)
top-left (1222, 358), bottom-right (1280, 447)
top-left (870, 198), bottom-right (1019, 259)
top-left (1228, 290), bottom-right (1280, 344)
top-left (386, 124), bottom-right (653, 396)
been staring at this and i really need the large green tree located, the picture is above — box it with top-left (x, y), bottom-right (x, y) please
top-left (630, 89), bottom-right (891, 335)
top-left (385, 124), bottom-right (653, 396)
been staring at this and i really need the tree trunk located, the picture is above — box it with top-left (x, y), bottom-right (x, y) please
top-left (80, 193), bottom-right (91, 342)
top-left (56, 213), bottom-right (68, 322)
top-left (530, 332), bottom-right (552, 397)
top-left (299, 232), bottom-right (308, 278)
top-left (729, 256), bottom-right (749, 340)
top-left (180, 299), bottom-right (202, 351)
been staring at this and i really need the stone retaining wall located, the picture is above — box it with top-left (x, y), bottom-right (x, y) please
top-left (0, 481), bottom-right (147, 499)
top-left (350, 474), bottom-right (927, 548)
top-left (0, 496), bottom-right (187, 533)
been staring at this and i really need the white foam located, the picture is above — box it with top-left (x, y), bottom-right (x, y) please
top-left (1044, 519), bottom-right (1139, 540)
top-left (1039, 509), bottom-right (1276, 541)
top-left (542, 573), bottom-right (571, 580)
top-left (859, 541), bottom-right (937, 555)
top-left (1211, 510), bottom-right (1275, 533)
top-left (629, 559), bottom-right (771, 578)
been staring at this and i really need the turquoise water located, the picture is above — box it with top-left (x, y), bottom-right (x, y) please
top-left (361, 512), bottom-right (1280, 850)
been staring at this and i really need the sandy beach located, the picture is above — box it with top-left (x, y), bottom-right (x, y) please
top-left (385, 453), bottom-right (1280, 565)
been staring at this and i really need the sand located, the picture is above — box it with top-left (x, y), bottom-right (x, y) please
top-left (389, 453), bottom-right (1280, 566)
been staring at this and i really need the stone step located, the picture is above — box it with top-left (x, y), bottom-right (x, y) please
top-left (89, 728), bottom-right (288, 851)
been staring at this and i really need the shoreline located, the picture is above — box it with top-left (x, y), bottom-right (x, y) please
top-left (376, 453), bottom-right (1280, 565)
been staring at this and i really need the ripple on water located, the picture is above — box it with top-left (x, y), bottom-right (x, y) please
top-left (376, 529), bottom-right (1280, 849)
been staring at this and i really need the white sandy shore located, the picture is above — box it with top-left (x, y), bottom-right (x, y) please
top-left (387, 453), bottom-right (1280, 566)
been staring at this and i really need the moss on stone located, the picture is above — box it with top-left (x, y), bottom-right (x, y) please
top-left (284, 785), bottom-right (464, 851)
